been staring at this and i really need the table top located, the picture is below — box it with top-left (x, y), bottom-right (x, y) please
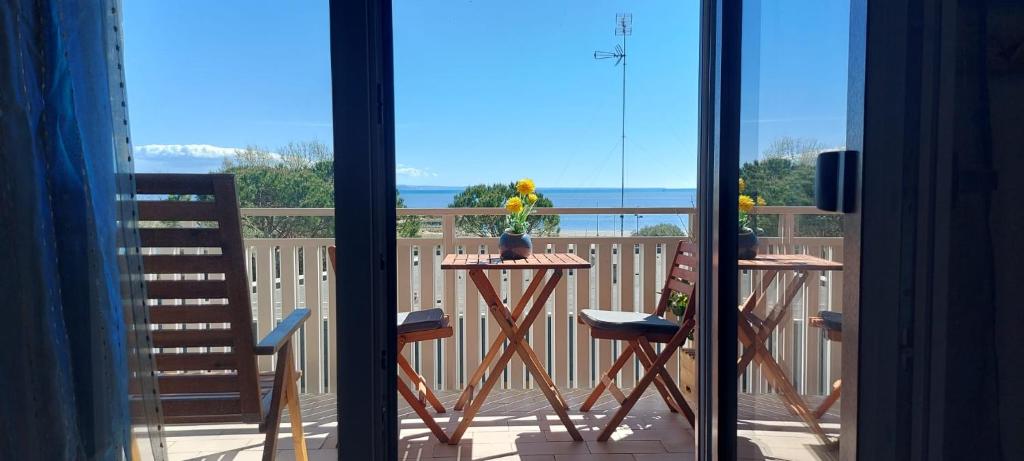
top-left (441, 253), bottom-right (591, 270)
top-left (738, 253), bottom-right (843, 271)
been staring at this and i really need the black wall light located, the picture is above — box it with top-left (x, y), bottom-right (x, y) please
top-left (815, 150), bottom-right (859, 213)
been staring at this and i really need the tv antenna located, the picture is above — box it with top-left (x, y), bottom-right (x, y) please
top-left (594, 13), bottom-right (632, 236)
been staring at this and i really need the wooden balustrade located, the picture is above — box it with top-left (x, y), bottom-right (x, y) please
top-left (147, 206), bottom-right (843, 397)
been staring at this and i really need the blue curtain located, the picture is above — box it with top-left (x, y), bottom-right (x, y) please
top-left (0, 0), bottom-right (136, 458)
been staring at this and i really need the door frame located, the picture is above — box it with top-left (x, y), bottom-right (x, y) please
top-left (847, 0), bottom-right (959, 459)
top-left (329, 0), bottom-right (942, 459)
top-left (330, 0), bottom-right (399, 459)
top-left (698, 0), bottom-right (935, 459)
top-left (696, 0), bottom-right (742, 459)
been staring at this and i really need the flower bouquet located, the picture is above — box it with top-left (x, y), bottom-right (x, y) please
top-left (500, 178), bottom-right (540, 259)
top-left (738, 178), bottom-right (766, 259)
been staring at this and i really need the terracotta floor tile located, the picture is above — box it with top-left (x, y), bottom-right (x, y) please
top-left (432, 442), bottom-right (517, 459)
top-left (165, 390), bottom-right (838, 461)
top-left (586, 440), bottom-right (667, 454)
top-left (555, 454), bottom-right (635, 461)
top-left (513, 441), bottom-right (591, 456)
top-left (634, 453), bottom-right (697, 461)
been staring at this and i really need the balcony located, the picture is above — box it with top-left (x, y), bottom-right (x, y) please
top-left (155, 206), bottom-right (843, 460)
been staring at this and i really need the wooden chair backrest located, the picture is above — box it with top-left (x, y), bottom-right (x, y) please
top-left (136, 173), bottom-right (263, 423)
top-left (653, 240), bottom-right (698, 320)
top-left (327, 246), bottom-right (336, 272)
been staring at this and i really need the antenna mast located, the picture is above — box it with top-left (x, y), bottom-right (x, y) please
top-left (594, 13), bottom-right (632, 236)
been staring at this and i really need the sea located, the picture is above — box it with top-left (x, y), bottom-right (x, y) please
top-left (397, 186), bottom-right (697, 236)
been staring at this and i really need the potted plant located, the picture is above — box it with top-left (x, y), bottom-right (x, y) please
top-left (669, 291), bottom-right (690, 318)
top-left (500, 178), bottom-right (539, 259)
top-left (738, 178), bottom-right (766, 259)
top-left (663, 290), bottom-right (695, 341)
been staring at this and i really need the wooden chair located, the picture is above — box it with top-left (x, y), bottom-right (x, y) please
top-left (136, 174), bottom-right (310, 461)
top-left (808, 310), bottom-right (843, 419)
top-left (326, 246), bottom-right (453, 442)
top-left (578, 240), bottom-right (698, 441)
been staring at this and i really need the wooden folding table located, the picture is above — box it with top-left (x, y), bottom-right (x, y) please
top-left (441, 253), bottom-right (590, 444)
top-left (738, 254), bottom-right (843, 443)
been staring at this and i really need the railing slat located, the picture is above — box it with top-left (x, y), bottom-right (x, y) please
top-left (779, 259), bottom-right (797, 392)
top-left (486, 256), bottom-right (503, 387)
top-left (530, 264), bottom-right (548, 389)
top-left (278, 244), bottom-right (298, 387)
top-left (464, 259), bottom-right (482, 389)
top-left (302, 244), bottom-right (323, 394)
top-left (441, 222), bottom-right (458, 389)
top-left (805, 245), bottom-right (823, 394)
top-left (419, 245), bottom-right (437, 390)
top-left (597, 243), bottom-right (614, 386)
top-left (573, 242), bottom-right (593, 388)
top-left (508, 268), bottom-right (526, 389)
top-left (553, 242), bottom-right (570, 388)
top-left (253, 244), bottom-right (274, 371)
top-left (397, 240), bottom-right (414, 371)
top-left (620, 243), bottom-right (636, 388)
top-left (740, 267), bottom-right (757, 391)
top-left (327, 246), bottom-right (338, 392)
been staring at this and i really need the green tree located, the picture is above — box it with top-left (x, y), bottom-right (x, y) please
top-left (740, 137), bottom-right (842, 237)
top-left (396, 190), bottom-right (422, 238)
top-left (449, 183), bottom-right (560, 237)
top-left (633, 223), bottom-right (688, 237)
top-left (219, 142), bottom-right (334, 238)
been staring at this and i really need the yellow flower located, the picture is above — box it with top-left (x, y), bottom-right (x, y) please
top-left (756, 196), bottom-right (766, 206)
top-left (516, 178), bottom-right (536, 195)
top-left (527, 193), bottom-right (538, 204)
top-left (505, 196), bottom-right (524, 213)
top-left (739, 178), bottom-right (746, 193)
top-left (738, 195), bottom-right (755, 213)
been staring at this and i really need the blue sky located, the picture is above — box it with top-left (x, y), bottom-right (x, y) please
top-left (123, 1), bottom-right (848, 188)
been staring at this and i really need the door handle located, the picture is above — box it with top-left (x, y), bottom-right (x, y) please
top-left (815, 150), bottom-right (859, 213)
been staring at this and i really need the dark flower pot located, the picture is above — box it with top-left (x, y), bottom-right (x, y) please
top-left (738, 228), bottom-right (759, 260)
top-left (499, 231), bottom-right (533, 260)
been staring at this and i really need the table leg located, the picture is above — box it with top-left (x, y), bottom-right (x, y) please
top-left (502, 317), bottom-right (580, 437)
top-left (477, 269), bottom-right (581, 440)
top-left (749, 340), bottom-right (830, 443)
top-left (454, 269), bottom-right (548, 411)
top-left (738, 271), bottom-right (806, 371)
top-left (740, 270), bottom-right (779, 315)
top-left (736, 270), bottom-right (830, 443)
top-left (736, 271), bottom-right (778, 379)
top-left (473, 271), bottom-right (564, 410)
top-left (738, 319), bottom-right (803, 415)
top-left (448, 269), bottom-right (572, 444)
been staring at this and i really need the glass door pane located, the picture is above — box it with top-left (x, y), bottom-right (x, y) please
top-left (393, 1), bottom-right (701, 458)
top-left (735, 1), bottom-right (854, 459)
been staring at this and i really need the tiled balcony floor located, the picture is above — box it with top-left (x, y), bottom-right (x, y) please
top-left (163, 389), bottom-right (840, 461)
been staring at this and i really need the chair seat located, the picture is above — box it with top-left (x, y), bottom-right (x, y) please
top-left (397, 308), bottom-right (449, 335)
top-left (579, 309), bottom-right (680, 338)
top-left (817, 311), bottom-right (843, 332)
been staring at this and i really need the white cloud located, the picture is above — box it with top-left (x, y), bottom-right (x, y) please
top-left (134, 146), bottom-right (438, 177)
top-left (396, 164), bottom-right (437, 178)
top-left (133, 144), bottom-right (242, 158)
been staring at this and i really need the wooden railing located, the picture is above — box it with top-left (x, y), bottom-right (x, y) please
top-left (231, 206), bottom-right (842, 396)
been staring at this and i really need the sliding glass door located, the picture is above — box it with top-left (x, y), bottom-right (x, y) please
top-left (698, 0), bottom-right (864, 459)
